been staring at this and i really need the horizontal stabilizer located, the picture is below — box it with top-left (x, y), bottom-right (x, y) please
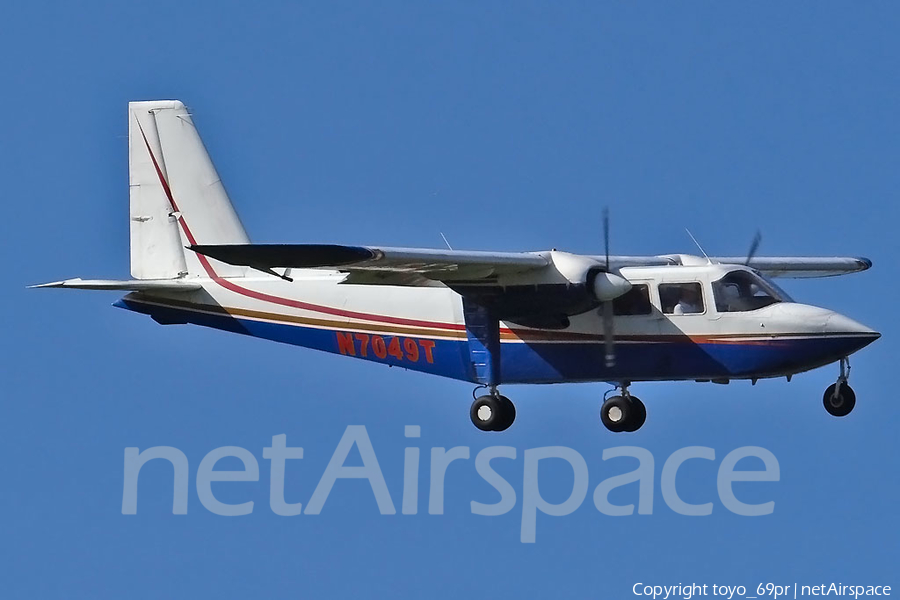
top-left (29, 278), bottom-right (203, 292)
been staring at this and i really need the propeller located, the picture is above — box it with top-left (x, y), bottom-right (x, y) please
top-left (744, 230), bottom-right (762, 266)
top-left (547, 208), bottom-right (630, 368)
top-left (600, 208), bottom-right (618, 368)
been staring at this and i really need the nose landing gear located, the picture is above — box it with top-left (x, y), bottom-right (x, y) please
top-left (601, 384), bottom-right (647, 432)
top-left (470, 387), bottom-right (516, 431)
top-left (823, 357), bottom-right (856, 417)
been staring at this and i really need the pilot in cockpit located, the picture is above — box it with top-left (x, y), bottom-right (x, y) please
top-left (673, 285), bottom-right (703, 315)
top-left (712, 270), bottom-right (784, 312)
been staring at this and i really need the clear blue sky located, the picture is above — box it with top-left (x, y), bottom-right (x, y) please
top-left (2, 2), bottom-right (897, 597)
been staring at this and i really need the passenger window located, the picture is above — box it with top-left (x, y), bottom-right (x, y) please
top-left (613, 284), bottom-right (651, 316)
top-left (659, 282), bottom-right (704, 315)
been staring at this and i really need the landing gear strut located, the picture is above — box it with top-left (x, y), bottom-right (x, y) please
top-left (470, 387), bottom-right (516, 432)
top-left (601, 384), bottom-right (646, 432)
top-left (823, 357), bottom-right (856, 417)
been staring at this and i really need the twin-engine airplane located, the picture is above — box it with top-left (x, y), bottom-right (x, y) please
top-left (35, 101), bottom-right (881, 432)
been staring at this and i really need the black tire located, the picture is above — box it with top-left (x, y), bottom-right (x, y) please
top-left (823, 383), bottom-right (856, 417)
top-left (470, 395), bottom-right (516, 431)
top-left (493, 395), bottom-right (516, 431)
top-left (623, 396), bottom-right (647, 432)
top-left (601, 395), bottom-right (633, 432)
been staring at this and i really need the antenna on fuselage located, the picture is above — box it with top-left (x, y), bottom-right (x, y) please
top-left (685, 229), bottom-right (712, 264)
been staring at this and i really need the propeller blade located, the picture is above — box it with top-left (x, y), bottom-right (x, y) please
top-left (601, 208), bottom-right (615, 366)
top-left (745, 230), bottom-right (762, 265)
top-left (603, 207), bottom-right (610, 270)
top-left (602, 300), bottom-right (615, 368)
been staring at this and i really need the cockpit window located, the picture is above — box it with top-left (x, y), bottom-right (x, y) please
top-left (613, 284), bottom-right (651, 316)
top-left (712, 270), bottom-right (787, 312)
top-left (659, 282), bottom-right (704, 315)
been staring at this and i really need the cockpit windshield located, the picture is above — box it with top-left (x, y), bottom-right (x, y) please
top-left (711, 270), bottom-right (792, 312)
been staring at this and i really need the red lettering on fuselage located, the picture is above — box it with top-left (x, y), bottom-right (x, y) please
top-left (336, 332), bottom-right (356, 356)
top-left (335, 332), bottom-right (437, 365)
top-left (388, 337), bottom-right (404, 360)
top-left (354, 333), bottom-right (370, 357)
top-left (418, 339), bottom-right (435, 364)
top-left (404, 338), bottom-right (419, 362)
top-left (372, 336), bottom-right (388, 359)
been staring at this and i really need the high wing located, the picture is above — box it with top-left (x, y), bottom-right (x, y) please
top-left (190, 244), bottom-right (872, 282)
top-left (707, 256), bottom-right (872, 278)
top-left (190, 244), bottom-right (554, 284)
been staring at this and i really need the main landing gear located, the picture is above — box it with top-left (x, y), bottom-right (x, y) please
top-left (469, 384), bottom-right (648, 433)
top-left (600, 384), bottom-right (646, 433)
top-left (470, 387), bottom-right (516, 432)
top-left (823, 357), bottom-right (856, 417)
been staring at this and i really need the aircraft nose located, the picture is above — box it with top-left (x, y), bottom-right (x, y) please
top-left (826, 312), bottom-right (878, 335)
top-left (824, 312), bottom-right (881, 353)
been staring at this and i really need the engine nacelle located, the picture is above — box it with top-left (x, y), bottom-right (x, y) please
top-left (549, 251), bottom-right (632, 302)
top-left (448, 251), bottom-right (633, 328)
top-left (590, 269), bottom-right (632, 302)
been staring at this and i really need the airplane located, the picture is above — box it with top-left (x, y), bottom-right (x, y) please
top-left (33, 100), bottom-right (881, 433)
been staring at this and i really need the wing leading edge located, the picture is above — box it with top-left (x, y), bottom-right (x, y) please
top-left (708, 256), bottom-right (872, 278)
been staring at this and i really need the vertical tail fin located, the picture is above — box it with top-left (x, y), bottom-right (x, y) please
top-left (129, 100), bottom-right (249, 279)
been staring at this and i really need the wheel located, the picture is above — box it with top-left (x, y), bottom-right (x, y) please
top-left (494, 395), bottom-right (516, 431)
top-left (823, 383), bottom-right (856, 417)
top-left (623, 396), bottom-right (646, 432)
top-left (471, 395), bottom-right (498, 431)
top-left (600, 395), bottom-right (633, 432)
top-left (470, 395), bottom-right (516, 431)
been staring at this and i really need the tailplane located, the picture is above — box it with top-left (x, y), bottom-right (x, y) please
top-left (129, 100), bottom-right (248, 279)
